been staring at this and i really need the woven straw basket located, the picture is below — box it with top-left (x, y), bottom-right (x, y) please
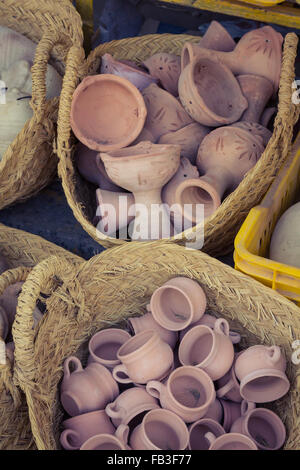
top-left (0, 224), bottom-right (83, 449)
top-left (0, 0), bottom-right (83, 210)
top-left (57, 32), bottom-right (299, 256)
top-left (11, 242), bottom-right (300, 450)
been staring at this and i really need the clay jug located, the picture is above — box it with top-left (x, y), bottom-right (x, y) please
top-left (198, 21), bottom-right (235, 52)
top-left (237, 75), bottom-right (273, 123)
top-left (95, 188), bottom-right (135, 236)
top-left (143, 53), bottom-right (181, 96)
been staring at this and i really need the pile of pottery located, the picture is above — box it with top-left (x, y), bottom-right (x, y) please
top-left (71, 21), bottom-right (282, 240)
top-left (59, 277), bottom-right (289, 450)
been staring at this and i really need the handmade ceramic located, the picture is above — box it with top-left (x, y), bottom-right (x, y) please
top-left (150, 276), bottom-right (206, 331)
top-left (189, 418), bottom-right (225, 450)
top-left (88, 328), bottom-right (131, 369)
top-left (234, 345), bottom-right (290, 402)
top-left (178, 320), bottom-right (234, 380)
top-left (60, 356), bottom-right (119, 416)
top-left (231, 121), bottom-right (272, 147)
top-left (100, 53), bottom-right (157, 91)
top-left (179, 314), bottom-right (241, 345)
top-left (270, 202), bottom-right (300, 269)
top-left (205, 431), bottom-right (258, 450)
top-left (230, 402), bottom-right (286, 450)
top-left (95, 189), bottom-right (135, 236)
top-left (70, 74), bottom-right (147, 152)
top-left (216, 353), bottom-right (243, 403)
top-left (198, 21), bottom-right (235, 52)
top-left (133, 127), bottom-right (155, 144)
top-left (80, 424), bottom-right (129, 450)
top-left (237, 75), bottom-right (273, 123)
top-left (261, 107), bottom-right (276, 127)
top-left (220, 399), bottom-right (243, 433)
top-left (130, 409), bottom-right (189, 450)
top-left (0, 253), bottom-right (9, 275)
top-left (143, 53), bottom-right (181, 96)
top-left (100, 141), bottom-right (180, 240)
top-left (106, 387), bottom-right (160, 427)
top-left (204, 398), bottom-right (223, 423)
top-left (60, 410), bottom-right (116, 450)
top-left (112, 330), bottom-right (173, 384)
top-left (178, 55), bottom-right (248, 127)
top-left (127, 312), bottom-right (178, 349)
top-left (147, 366), bottom-right (215, 423)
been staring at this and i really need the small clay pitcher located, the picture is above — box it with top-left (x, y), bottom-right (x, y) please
top-left (150, 277), bottom-right (206, 331)
top-left (198, 21), bottom-right (235, 52)
top-left (147, 366), bottom-right (216, 423)
top-left (189, 418), bottom-right (225, 450)
top-left (127, 312), bottom-right (178, 349)
top-left (88, 328), bottom-right (131, 369)
top-left (143, 53), bottom-right (181, 96)
top-left (112, 330), bottom-right (174, 384)
top-left (205, 431), bottom-right (258, 450)
top-left (179, 313), bottom-right (241, 345)
top-left (178, 55), bottom-right (248, 127)
top-left (80, 424), bottom-right (129, 450)
top-left (231, 121), bottom-right (272, 147)
top-left (130, 409), bottom-right (189, 450)
top-left (204, 397), bottom-right (223, 423)
top-left (237, 75), bottom-right (273, 123)
top-left (178, 320), bottom-right (234, 381)
top-left (234, 345), bottom-right (290, 403)
top-left (95, 189), bottom-right (135, 236)
top-left (60, 410), bottom-right (116, 450)
top-left (215, 352), bottom-right (243, 403)
top-left (220, 399), bottom-right (243, 433)
top-left (105, 387), bottom-right (160, 427)
top-left (60, 356), bottom-right (119, 416)
top-left (230, 401), bottom-right (286, 450)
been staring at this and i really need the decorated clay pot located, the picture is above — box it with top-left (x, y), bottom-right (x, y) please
top-left (205, 431), bottom-right (258, 450)
top-left (150, 277), bottom-right (206, 331)
top-left (95, 189), bottom-right (135, 236)
top-left (204, 397), bottom-right (223, 423)
top-left (80, 424), bottom-right (129, 450)
top-left (215, 352), bottom-right (243, 403)
top-left (198, 21), bottom-right (235, 52)
top-left (143, 53), bottom-right (181, 96)
top-left (237, 75), bottom-right (273, 123)
top-left (88, 328), bottom-right (131, 369)
top-left (127, 312), bottom-right (178, 349)
top-left (220, 399), bottom-right (243, 433)
top-left (179, 313), bottom-right (241, 345)
top-left (70, 74), bottom-right (147, 152)
top-left (189, 418), bottom-right (225, 450)
top-left (231, 121), bottom-right (272, 147)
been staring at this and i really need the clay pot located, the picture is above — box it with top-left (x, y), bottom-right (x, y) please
top-left (189, 418), bottom-right (225, 450)
top-left (105, 387), bottom-right (160, 427)
top-left (143, 53), bottom-right (181, 96)
top-left (150, 277), bottom-right (206, 331)
top-left (60, 410), bottom-right (116, 450)
top-left (179, 314), bottom-right (241, 345)
top-left (88, 328), bottom-right (131, 369)
top-left (261, 107), bottom-right (276, 128)
top-left (112, 330), bottom-right (174, 384)
top-left (237, 75), bottom-right (273, 123)
top-left (178, 55), bottom-right (248, 127)
top-left (158, 122), bottom-right (210, 164)
top-left (215, 353), bottom-right (243, 403)
top-left (142, 83), bottom-right (193, 141)
top-left (60, 356), bottom-right (119, 416)
top-left (182, 26), bottom-right (283, 93)
top-left (95, 189), bottom-right (135, 236)
top-left (234, 345), bottom-right (290, 403)
top-left (0, 253), bottom-right (9, 275)
top-left (231, 121), bottom-right (272, 147)
top-left (100, 141), bottom-right (180, 240)
top-left (130, 409), bottom-right (189, 450)
top-left (100, 53), bottom-right (157, 91)
top-left (198, 21), bottom-right (235, 52)
top-left (205, 431), bottom-right (258, 450)
top-left (147, 366), bottom-right (216, 423)
top-left (80, 424), bottom-right (129, 450)
top-left (230, 402), bottom-right (286, 450)
top-left (127, 312), bottom-right (178, 349)
top-left (178, 320), bottom-right (234, 381)
top-left (220, 399), bottom-right (243, 433)
top-left (70, 74), bottom-right (147, 152)
top-left (204, 397), bottom-right (223, 423)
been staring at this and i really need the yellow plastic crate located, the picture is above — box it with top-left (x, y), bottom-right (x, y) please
top-left (234, 133), bottom-right (300, 306)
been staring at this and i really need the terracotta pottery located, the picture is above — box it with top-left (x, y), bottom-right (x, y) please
top-left (95, 189), bottom-right (135, 236)
top-left (182, 26), bottom-right (283, 93)
top-left (189, 418), bottom-right (225, 450)
top-left (178, 320), bottom-right (234, 380)
top-left (179, 314), bottom-right (241, 345)
top-left (230, 402), bottom-right (286, 450)
top-left (80, 424), bottom-right (129, 450)
top-left (231, 121), bottom-right (272, 147)
top-left (100, 53), bottom-right (158, 91)
top-left (133, 127), bottom-right (156, 145)
top-left (60, 356), bottom-right (119, 416)
top-left (178, 55), bottom-right (248, 127)
top-left (105, 387), bottom-right (160, 427)
top-left (60, 410), bottom-right (116, 450)
top-left (220, 399), bottom-right (244, 433)
top-left (234, 345), bottom-right (290, 403)
top-left (112, 330), bottom-right (174, 384)
top-left (146, 366), bottom-right (215, 423)
top-left (158, 123), bottom-right (210, 164)
top-left (88, 328), bottom-right (131, 369)
top-left (143, 53), bottom-right (181, 96)
top-left (205, 431), bottom-right (258, 450)
top-left (261, 107), bottom-right (276, 128)
top-left (150, 277), bottom-right (207, 331)
top-left (127, 312), bottom-right (178, 349)
top-left (237, 75), bottom-right (273, 123)
top-left (142, 83), bottom-right (193, 141)
top-left (100, 141), bottom-right (180, 240)
top-left (204, 397), bottom-right (223, 424)
top-left (0, 253), bottom-right (9, 275)
top-left (130, 409), bottom-right (189, 450)
top-left (70, 74), bottom-right (147, 152)
top-left (198, 21), bottom-right (235, 52)
top-left (216, 353), bottom-right (243, 403)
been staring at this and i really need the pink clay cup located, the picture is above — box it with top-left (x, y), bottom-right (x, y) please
top-left (88, 328), bottom-right (131, 369)
top-left (205, 431), bottom-right (258, 450)
top-left (80, 424), bottom-right (129, 450)
top-left (127, 312), bottom-right (178, 349)
top-left (189, 418), bottom-right (225, 450)
top-left (179, 313), bottom-right (241, 345)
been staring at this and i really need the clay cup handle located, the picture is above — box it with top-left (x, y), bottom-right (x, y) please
top-left (267, 346), bottom-right (281, 364)
top-left (214, 318), bottom-right (230, 337)
top-left (216, 377), bottom-right (235, 399)
top-left (60, 429), bottom-right (80, 451)
top-left (241, 400), bottom-right (256, 416)
top-left (115, 424), bottom-right (130, 445)
top-left (146, 381), bottom-right (163, 399)
top-left (204, 431), bottom-right (217, 447)
top-left (105, 402), bottom-right (125, 421)
top-left (63, 356), bottom-right (83, 379)
top-left (112, 364), bottom-right (133, 384)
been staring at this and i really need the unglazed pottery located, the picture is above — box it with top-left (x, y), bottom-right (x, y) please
top-left (127, 312), bottom-right (178, 349)
top-left (105, 387), bottom-right (160, 427)
top-left (95, 189), bottom-right (135, 236)
top-left (112, 330), bottom-right (174, 384)
top-left (230, 402), bottom-right (286, 450)
top-left (234, 345), bottom-right (290, 403)
top-left (178, 55), bottom-right (248, 127)
top-left (198, 21), bottom-right (235, 52)
top-left (231, 121), bottom-right (272, 147)
top-left (146, 366), bottom-right (216, 423)
top-left (60, 410), bottom-right (116, 450)
top-left (270, 202), bottom-right (300, 268)
top-left (237, 75), bottom-right (273, 123)
top-left (178, 320), bottom-right (234, 380)
top-left (100, 141), bottom-right (181, 240)
top-left (150, 277), bottom-right (206, 331)
top-left (216, 353), bottom-right (243, 403)
top-left (80, 424), bottom-right (129, 450)
top-left (220, 399), bottom-right (243, 433)
top-left (88, 328), bottom-right (131, 369)
top-left (70, 74), bottom-right (147, 152)
top-left (130, 409), bottom-right (189, 450)
top-left (179, 314), bottom-right (241, 345)
top-left (100, 53), bottom-right (157, 91)
top-left (60, 356), bottom-right (119, 416)
top-left (205, 431), bottom-right (258, 450)
top-left (204, 397), bottom-right (223, 423)
top-left (189, 418), bottom-right (225, 450)
top-left (143, 53), bottom-right (181, 96)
